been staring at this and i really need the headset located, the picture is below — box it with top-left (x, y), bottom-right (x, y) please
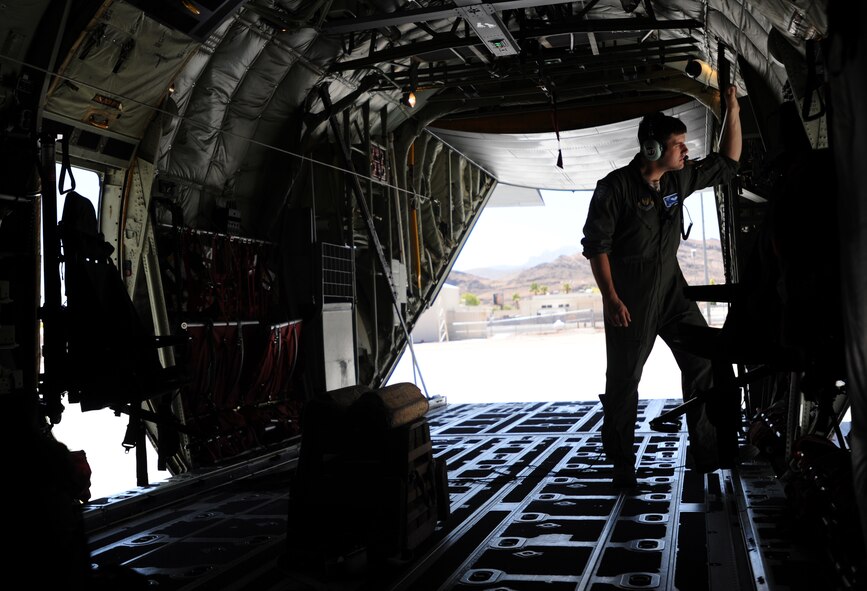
top-left (640, 116), bottom-right (664, 161)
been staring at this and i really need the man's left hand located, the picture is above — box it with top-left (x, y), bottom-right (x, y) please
top-left (724, 86), bottom-right (740, 115)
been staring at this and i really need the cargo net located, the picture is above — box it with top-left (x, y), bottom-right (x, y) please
top-left (179, 321), bottom-right (303, 465)
top-left (155, 226), bottom-right (304, 464)
top-left (159, 228), bottom-right (276, 321)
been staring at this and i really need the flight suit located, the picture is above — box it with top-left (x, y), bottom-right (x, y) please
top-left (582, 152), bottom-right (739, 472)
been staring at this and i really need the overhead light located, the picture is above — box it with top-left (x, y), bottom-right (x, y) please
top-left (685, 59), bottom-right (703, 78)
top-left (402, 63), bottom-right (419, 108)
top-left (683, 58), bottom-right (718, 87)
top-left (180, 0), bottom-right (201, 16)
top-left (402, 87), bottom-right (416, 108)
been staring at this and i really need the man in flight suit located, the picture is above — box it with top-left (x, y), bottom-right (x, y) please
top-left (582, 87), bottom-right (742, 487)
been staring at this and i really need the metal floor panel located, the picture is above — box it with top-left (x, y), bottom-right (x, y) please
top-left (403, 400), bottom-right (696, 591)
top-left (83, 400), bottom-right (828, 591)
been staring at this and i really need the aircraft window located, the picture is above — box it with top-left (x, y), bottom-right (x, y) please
top-left (54, 163), bottom-right (101, 216)
top-left (41, 164), bottom-right (101, 307)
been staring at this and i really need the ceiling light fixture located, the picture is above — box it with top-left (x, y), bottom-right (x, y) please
top-left (180, 0), bottom-right (201, 16)
top-left (402, 87), bottom-right (417, 108)
top-left (684, 58), bottom-right (718, 88)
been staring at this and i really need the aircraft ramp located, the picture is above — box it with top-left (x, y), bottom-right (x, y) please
top-left (83, 400), bottom-right (832, 590)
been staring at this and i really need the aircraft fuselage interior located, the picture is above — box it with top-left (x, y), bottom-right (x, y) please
top-left (2, 0), bottom-right (866, 588)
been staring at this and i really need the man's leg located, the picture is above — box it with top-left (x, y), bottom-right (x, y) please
top-left (659, 301), bottom-right (734, 470)
top-left (602, 325), bottom-right (655, 481)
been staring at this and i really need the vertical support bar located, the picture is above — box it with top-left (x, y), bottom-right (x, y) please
top-left (351, 245), bottom-right (359, 386)
top-left (135, 418), bottom-right (149, 487)
top-left (700, 190), bottom-right (711, 322)
top-left (411, 208), bottom-right (421, 292)
top-left (388, 134), bottom-right (406, 268)
top-left (29, 193), bottom-right (42, 395)
top-left (408, 143), bottom-right (422, 292)
top-left (717, 41), bottom-right (738, 285)
top-left (362, 100), bottom-right (379, 377)
top-left (448, 149), bottom-right (454, 239)
top-left (120, 159), bottom-right (156, 297)
top-left (142, 226), bottom-right (191, 472)
top-left (403, 152), bottom-right (412, 295)
top-left (387, 131), bottom-right (407, 343)
top-left (785, 372), bottom-right (802, 461)
top-left (39, 133), bottom-right (63, 420)
top-left (380, 106), bottom-right (391, 262)
top-left (101, 168), bottom-right (126, 269)
top-left (343, 108), bottom-right (355, 244)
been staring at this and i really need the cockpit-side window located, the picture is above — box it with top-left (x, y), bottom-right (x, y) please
top-left (45, 164), bottom-right (101, 306)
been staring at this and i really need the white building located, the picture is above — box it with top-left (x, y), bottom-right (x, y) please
top-left (411, 284), bottom-right (459, 343)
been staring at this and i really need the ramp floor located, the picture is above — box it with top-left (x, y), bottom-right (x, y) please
top-left (84, 400), bottom-right (833, 590)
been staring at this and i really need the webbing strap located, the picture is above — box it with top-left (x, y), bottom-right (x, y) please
top-left (58, 134), bottom-right (76, 195)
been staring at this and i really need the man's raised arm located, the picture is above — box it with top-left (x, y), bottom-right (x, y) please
top-left (720, 86), bottom-right (742, 162)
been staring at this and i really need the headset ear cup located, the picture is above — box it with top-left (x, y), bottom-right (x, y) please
top-left (642, 139), bottom-right (662, 161)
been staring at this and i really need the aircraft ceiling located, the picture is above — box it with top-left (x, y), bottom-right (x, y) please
top-left (1, 0), bottom-right (828, 199)
top-left (430, 99), bottom-right (710, 190)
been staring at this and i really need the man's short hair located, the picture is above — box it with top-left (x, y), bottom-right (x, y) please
top-left (637, 112), bottom-right (687, 146)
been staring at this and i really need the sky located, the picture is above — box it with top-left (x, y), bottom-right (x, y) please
top-left (453, 188), bottom-right (722, 272)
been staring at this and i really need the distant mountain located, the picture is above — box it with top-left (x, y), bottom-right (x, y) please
top-left (446, 270), bottom-right (496, 294)
top-left (505, 253), bottom-right (593, 287)
top-left (458, 265), bottom-right (522, 279)
top-left (524, 245), bottom-right (579, 267)
top-left (460, 245), bottom-right (578, 279)
top-left (447, 239), bottom-right (725, 303)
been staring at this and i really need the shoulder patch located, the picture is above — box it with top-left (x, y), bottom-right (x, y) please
top-left (663, 193), bottom-right (679, 209)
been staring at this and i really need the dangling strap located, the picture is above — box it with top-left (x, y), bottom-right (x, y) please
top-left (58, 134), bottom-right (76, 194)
top-left (680, 200), bottom-right (693, 240)
top-left (550, 89), bottom-right (564, 169)
top-left (801, 39), bottom-right (826, 122)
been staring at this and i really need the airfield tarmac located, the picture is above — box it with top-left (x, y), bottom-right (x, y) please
top-left (388, 328), bottom-right (683, 404)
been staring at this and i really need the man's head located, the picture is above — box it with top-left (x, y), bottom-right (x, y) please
top-left (638, 112), bottom-right (689, 170)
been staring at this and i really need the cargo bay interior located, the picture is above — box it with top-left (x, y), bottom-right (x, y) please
top-left (1, 1), bottom-right (866, 589)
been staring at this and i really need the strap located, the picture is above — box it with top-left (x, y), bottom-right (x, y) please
top-left (122, 414), bottom-right (140, 451)
top-left (549, 88), bottom-right (564, 169)
top-left (801, 39), bottom-right (826, 122)
top-left (58, 134), bottom-right (76, 194)
top-left (680, 201), bottom-right (693, 240)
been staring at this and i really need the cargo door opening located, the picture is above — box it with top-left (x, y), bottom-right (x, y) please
top-left (388, 188), bottom-right (728, 404)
